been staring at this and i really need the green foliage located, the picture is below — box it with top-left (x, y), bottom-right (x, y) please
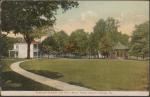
top-left (1, 0), bottom-right (78, 34)
top-left (92, 19), bottom-right (106, 50)
top-left (87, 33), bottom-right (98, 56)
top-left (69, 29), bottom-right (88, 55)
top-left (40, 18), bottom-right (129, 58)
top-left (40, 30), bottom-right (69, 55)
top-left (1, 0), bottom-right (78, 58)
top-left (53, 30), bottom-right (69, 53)
top-left (40, 36), bottom-right (58, 54)
top-left (129, 21), bottom-right (149, 58)
top-left (41, 29), bottom-right (88, 56)
top-left (92, 17), bottom-right (129, 58)
top-left (0, 37), bottom-right (16, 57)
top-left (116, 33), bottom-right (129, 46)
top-left (99, 36), bottom-right (113, 58)
top-left (93, 19), bottom-right (106, 40)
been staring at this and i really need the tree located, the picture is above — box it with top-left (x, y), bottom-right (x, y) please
top-left (129, 21), bottom-right (149, 59)
top-left (92, 19), bottom-right (106, 51)
top-left (53, 30), bottom-right (69, 54)
top-left (92, 18), bottom-right (116, 58)
top-left (40, 35), bottom-right (58, 58)
top-left (115, 32), bottom-right (129, 46)
top-left (87, 32), bottom-right (99, 58)
top-left (69, 29), bottom-right (88, 56)
top-left (1, 0), bottom-right (78, 59)
top-left (92, 17), bottom-right (129, 58)
top-left (0, 0), bottom-right (4, 38)
top-left (99, 36), bottom-right (112, 58)
top-left (0, 37), bottom-right (16, 58)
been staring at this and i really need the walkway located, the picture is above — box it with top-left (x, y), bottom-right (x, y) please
top-left (10, 60), bottom-right (93, 91)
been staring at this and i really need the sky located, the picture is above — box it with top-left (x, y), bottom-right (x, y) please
top-left (6, 1), bottom-right (149, 37)
top-left (54, 1), bottom-right (149, 36)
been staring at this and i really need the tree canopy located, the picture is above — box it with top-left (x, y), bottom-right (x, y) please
top-left (40, 18), bottom-right (130, 59)
top-left (1, 0), bottom-right (78, 58)
top-left (53, 30), bottom-right (69, 53)
top-left (40, 35), bottom-right (58, 55)
top-left (91, 17), bottom-right (129, 58)
top-left (129, 21), bottom-right (149, 58)
top-left (69, 29), bottom-right (88, 56)
top-left (0, 37), bottom-right (17, 58)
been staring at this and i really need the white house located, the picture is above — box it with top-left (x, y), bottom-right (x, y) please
top-left (9, 41), bottom-right (39, 58)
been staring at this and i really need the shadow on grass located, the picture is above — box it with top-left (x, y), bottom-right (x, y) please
top-left (25, 70), bottom-right (95, 90)
top-left (68, 81), bottom-right (94, 90)
top-left (27, 70), bottom-right (64, 79)
top-left (1, 71), bottom-right (59, 91)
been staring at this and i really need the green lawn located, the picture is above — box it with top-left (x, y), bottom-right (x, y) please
top-left (20, 59), bottom-right (149, 91)
top-left (0, 59), bottom-right (58, 90)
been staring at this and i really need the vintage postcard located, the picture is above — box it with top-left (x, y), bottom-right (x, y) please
top-left (0, 0), bottom-right (149, 96)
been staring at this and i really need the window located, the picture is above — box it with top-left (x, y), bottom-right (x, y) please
top-left (33, 44), bottom-right (38, 49)
top-left (15, 45), bottom-right (19, 49)
top-left (34, 52), bottom-right (38, 57)
top-left (16, 52), bottom-right (18, 57)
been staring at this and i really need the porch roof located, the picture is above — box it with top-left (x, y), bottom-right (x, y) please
top-left (9, 49), bottom-right (18, 52)
top-left (113, 42), bottom-right (129, 50)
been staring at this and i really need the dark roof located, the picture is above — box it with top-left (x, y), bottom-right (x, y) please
top-left (15, 38), bottom-right (39, 44)
top-left (15, 38), bottom-right (26, 43)
top-left (113, 42), bottom-right (129, 50)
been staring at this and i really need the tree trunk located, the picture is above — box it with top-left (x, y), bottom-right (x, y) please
top-left (27, 42), bottom-right (31, 59)
top-left (97, 51), bottom-right (99, 59)
top-left (106, 53), bottom-right (109, 59)
top-left (48, 52), bottom-right (50, 59)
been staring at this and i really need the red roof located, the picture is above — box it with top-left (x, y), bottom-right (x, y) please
top-left (31, 40), bottom-right (39, 44)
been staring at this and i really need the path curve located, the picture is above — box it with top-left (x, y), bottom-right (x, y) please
top-left (10, 60), bottom-right (93, 91)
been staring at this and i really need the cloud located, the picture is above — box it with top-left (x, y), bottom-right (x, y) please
top-left (81, 10), bottom-right (98, 21)
top-left (116, 12), bottom-right (125, 23)
top-left (55, 10), bottom-right (99, 35)
top-left (118, 23), bottom-right (135, 36)
top-left (116, 11), bottom-right (148, 36)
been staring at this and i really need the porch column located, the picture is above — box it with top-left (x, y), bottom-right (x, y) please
top-left (9, 50), bottom-right (10, 58)
top-left (37, 44), bottom-right (39, 58)
top-left (14, 51), bottom-right (16, 58)
top-left (115, 50), bottom-right (117, 58)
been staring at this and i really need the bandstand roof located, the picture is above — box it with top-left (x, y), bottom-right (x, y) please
top-left (113, 42), bottom-right (129, 50)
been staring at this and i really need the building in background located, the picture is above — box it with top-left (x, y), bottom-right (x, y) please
top-left (9, 40), bottom-right (39, 58)
top-left (112, 42), bottom-right (129, 59)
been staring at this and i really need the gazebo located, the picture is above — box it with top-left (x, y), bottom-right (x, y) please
top-left (112, 42), bottom-right (129, 59)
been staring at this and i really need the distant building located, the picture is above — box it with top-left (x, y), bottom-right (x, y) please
top-left (9, 41), bottom-right (39, 58)
top-left (112, 42), bottom-right (129, 59)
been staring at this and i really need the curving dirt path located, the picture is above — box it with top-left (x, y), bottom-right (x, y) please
top-left (10, 60), bottom-right (93, 91)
